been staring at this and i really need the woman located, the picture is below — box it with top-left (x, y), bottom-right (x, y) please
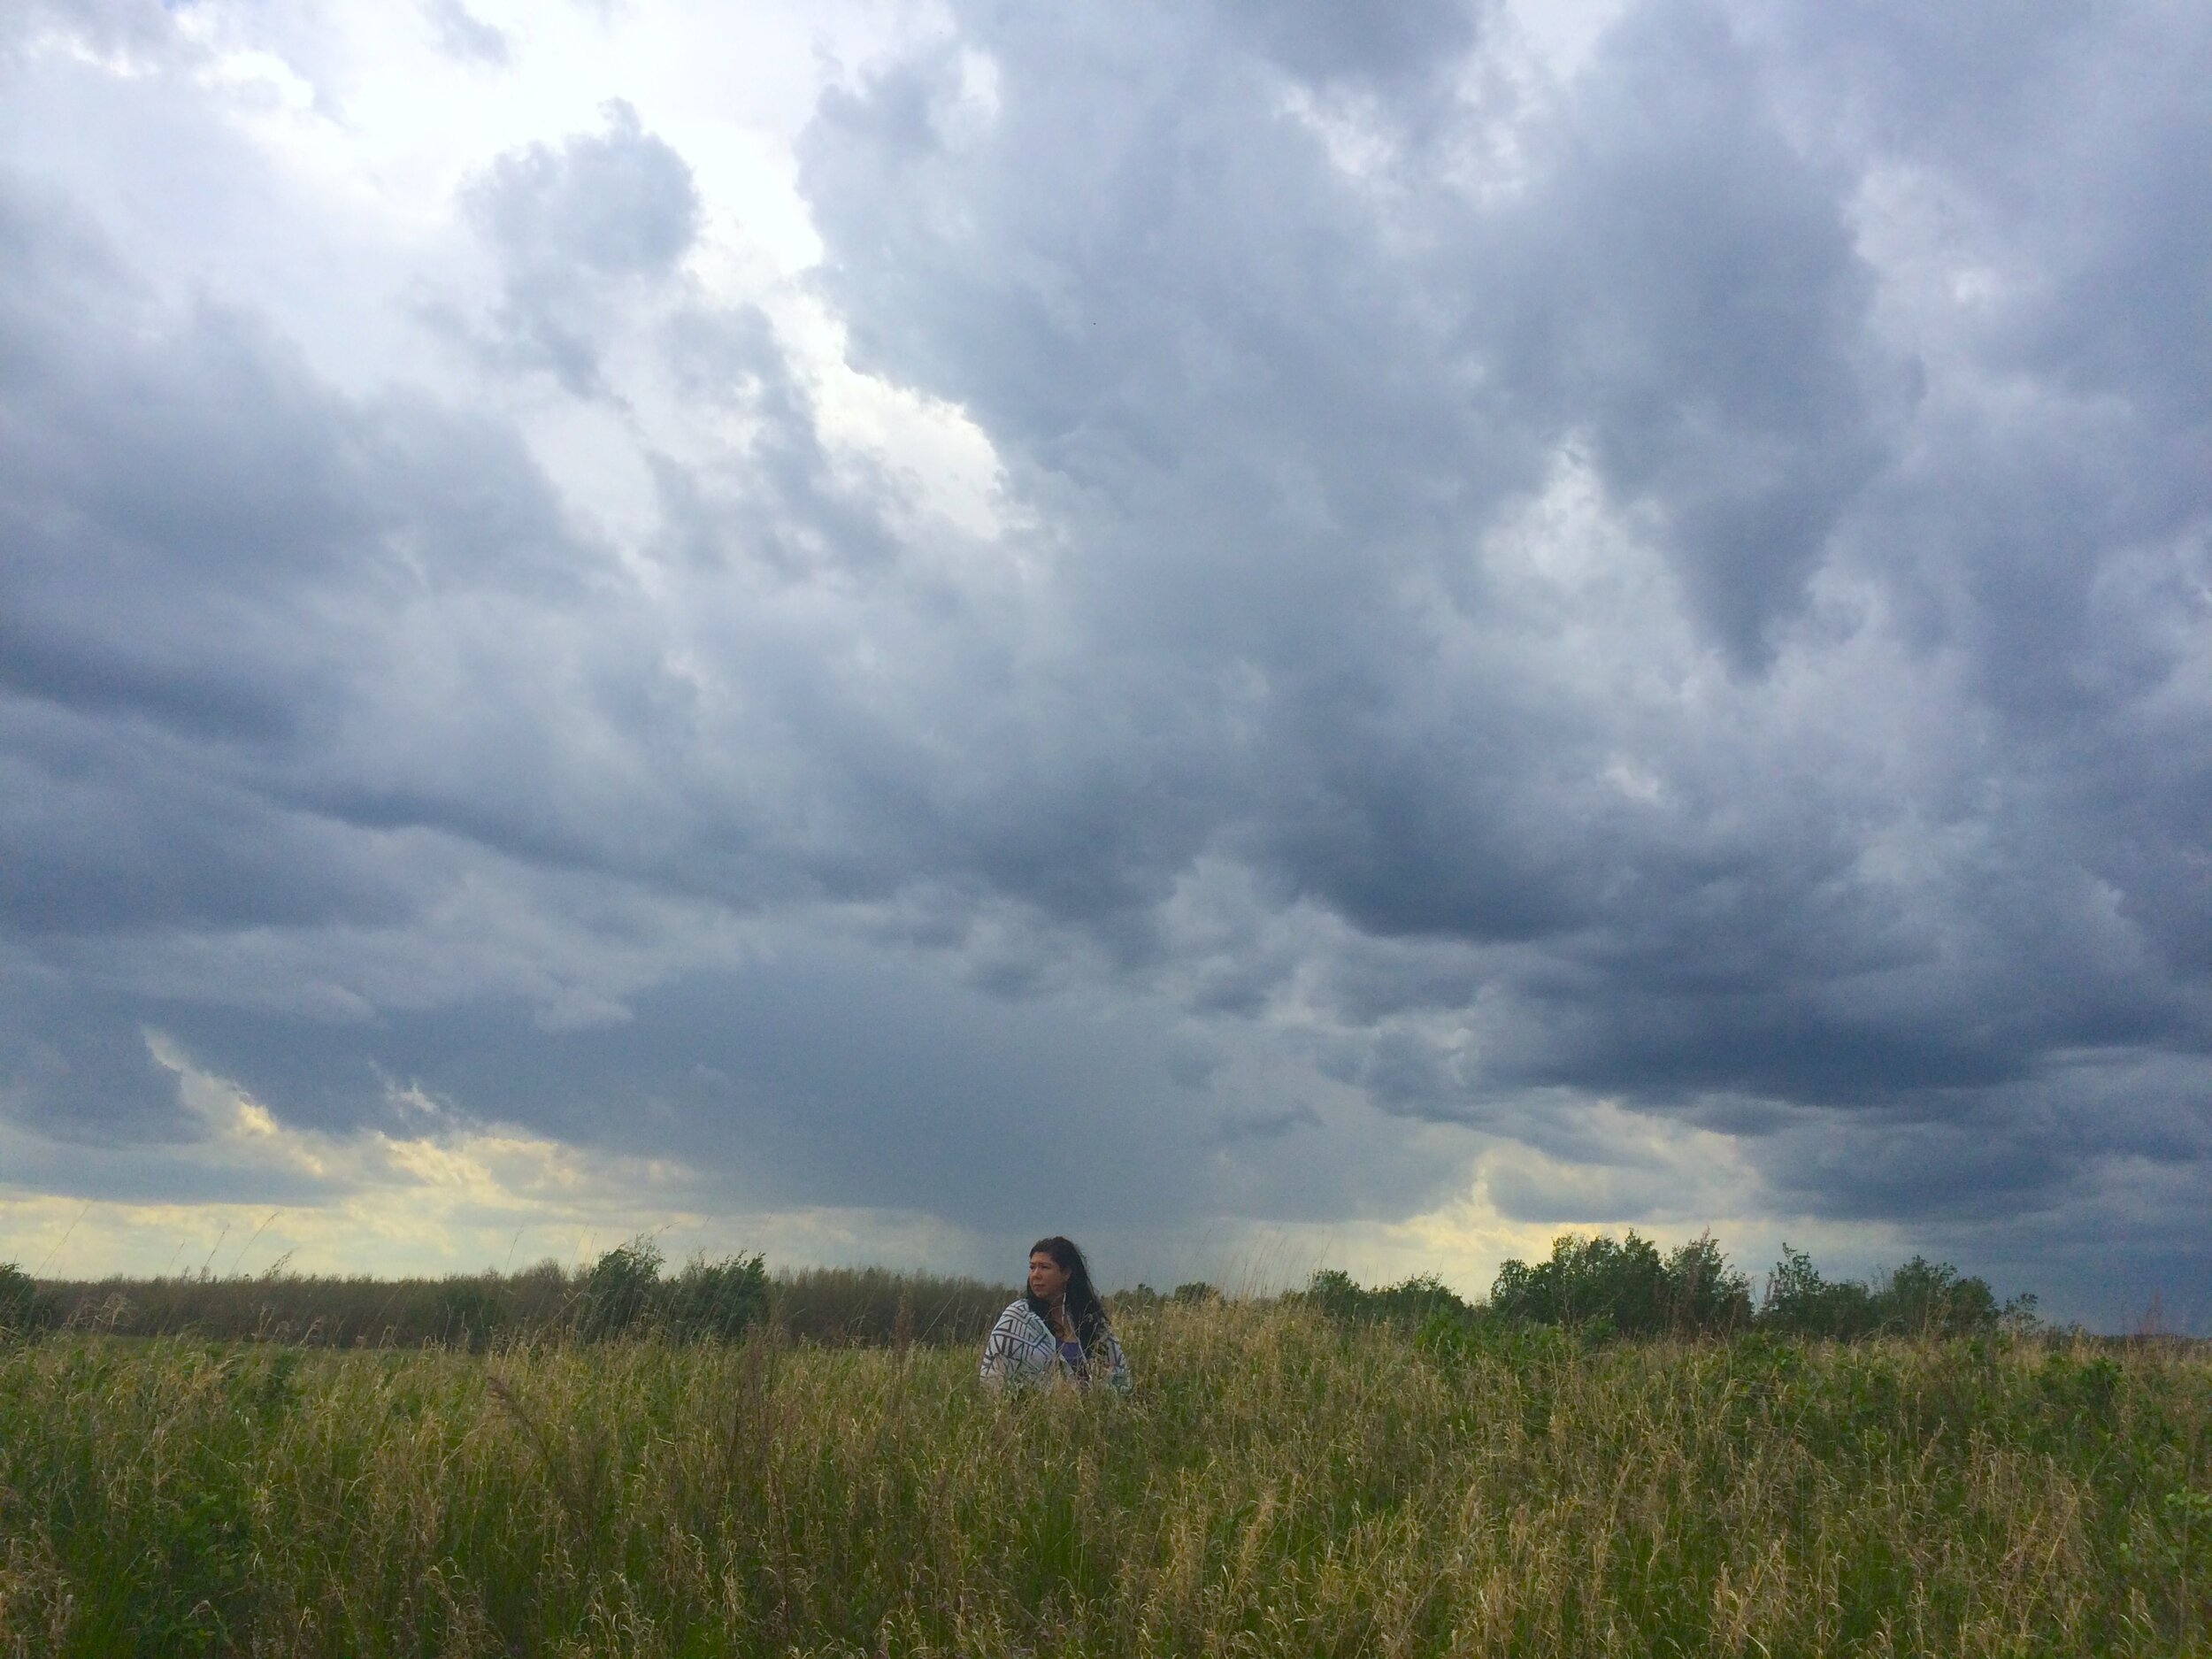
top-left (979, 1236), bottom-right (1132, 1392)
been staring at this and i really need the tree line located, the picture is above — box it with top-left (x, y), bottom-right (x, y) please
top-left (0, 1248), bottom-right (1011, 1349)
top-left (1283, 1233), bottom-right (2039, 1340)
top-left (1, 1232), bottom-right (2042, 1348)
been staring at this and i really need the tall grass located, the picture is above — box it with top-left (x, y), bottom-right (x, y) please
top-left (769, 1263), bottom-right (1015, 1347)
top-left (2, 1301), bottom-right (2206, 1655)
top-left (30, 1261), bottom-right (1017, 1350)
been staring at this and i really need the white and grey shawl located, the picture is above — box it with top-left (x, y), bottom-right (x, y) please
top-left (978, 1299), bottom-right (1133, 1393)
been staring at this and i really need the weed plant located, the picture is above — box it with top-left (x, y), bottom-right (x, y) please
top-left (2, 1301), bottom-right (2206, 1656)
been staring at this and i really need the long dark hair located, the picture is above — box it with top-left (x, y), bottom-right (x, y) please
top-left (1026, 1235), bottom-right (1110, 1355)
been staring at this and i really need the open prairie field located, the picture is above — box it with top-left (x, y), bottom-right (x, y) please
top-left (2, 1301), bottom-right (2207, 1657)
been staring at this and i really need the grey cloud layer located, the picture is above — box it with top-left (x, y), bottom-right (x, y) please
top-left (461, 101), bottom-right (702, 393)
top-left (2, 0), bottom-right (2208, 1322)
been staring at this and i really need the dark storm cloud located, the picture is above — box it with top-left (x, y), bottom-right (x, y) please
top-left (157, 944), bottom-right (1207, 1218)
top-left (0, 183), bottom-right (385, 934)
top-left (0, 169), bottom-right (645, 935)
top-left (0, 976), bottom-right (186, 1144)
top-left (4, 0), bottom-right (2210, 1322)
top-left (1481, 0), bottom-right (1898, 669)
top-left (802, 17), bottom-right (1505, 520)
top-left (788, 0), bottom-right (2212, 1297)
top-left (0, 717), bottom-right (409, 935)
top-left (116, 933), bottom-right (1459, 1234)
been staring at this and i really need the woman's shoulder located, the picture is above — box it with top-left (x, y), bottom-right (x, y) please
top-left (994, 1298), bottom-right (1043, 1326)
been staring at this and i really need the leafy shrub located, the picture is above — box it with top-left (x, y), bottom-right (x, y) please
top-left (575, 1241), bottom-right (769, 1342)
top-left (1294, 1269), bottom-right (1477, 1328)
top-left (1491, 1234), bottom-right (1659, 1333)
top-left (1758, 1245), bottom-right (1881, 1338)
top-left (1880, 1255), bottom-right (2002, 1336)
top-left (662, 1253), bottom-right (770, 1343)
top-left (576, 1240), bottom-right (664, 1340)
top-left (1758, 1246), bottom-right (2032, 1339)
top-left (1661, 1233), bottom-right (1757, 1333)
top-left (1490, 1232), bottom-right (1751, 1337)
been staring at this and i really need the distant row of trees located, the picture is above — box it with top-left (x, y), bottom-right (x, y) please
top-left (3, 1233), bottom-right (2040, 1348)
top-left (3, 1246), bottom-right (1025, 1349)
top-left (3, 1245), bottom-right (779, 1348)
top-left (1289, 1233), bottom-right (2039, 1340)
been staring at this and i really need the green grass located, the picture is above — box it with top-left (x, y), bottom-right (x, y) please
top-left (2, 1303), bottom-right (2207, 1655)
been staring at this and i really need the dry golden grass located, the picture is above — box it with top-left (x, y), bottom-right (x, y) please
top-left (2, 1300), bottom-right (2206, 1655)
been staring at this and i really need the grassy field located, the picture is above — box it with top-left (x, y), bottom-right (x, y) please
top-left (2, 1300), bottom-right (2207, 1656)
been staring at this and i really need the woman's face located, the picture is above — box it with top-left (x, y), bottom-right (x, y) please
top-left (1028, 1250), bottom-right (1071, 1302)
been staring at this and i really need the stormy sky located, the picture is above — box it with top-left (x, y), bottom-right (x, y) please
top-left (2, 0), bottom-right (2207, 1328)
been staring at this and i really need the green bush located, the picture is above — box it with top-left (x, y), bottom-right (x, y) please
top-left (1294, 1268), bottom-right (1477, 1328)
top-left (0, 1263), bottom-right (61, 1338)
top-left (1661, 1233), bottom-right (1757, 1333)
top-left (574, 1244), bottom-right (771, 1343)
top-left (1759, 1244), bottom-right (1882, 1337)
top-left (1880, 1254), bottom-right (2001, 1336)
top-left (662, 1252), bottom-right (770, 1343)
top-left (1758, 1245), bottom-right (2033, 1339)
top-left (575, 1240), bottom-right (664, 1340)
top-left (1489, 1232), bottom-right (1752, 1337)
